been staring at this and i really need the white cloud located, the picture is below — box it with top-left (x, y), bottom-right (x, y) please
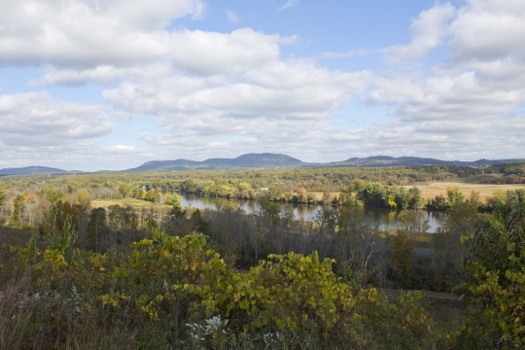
top-left (3, 0), bottom-right (525, 168)
top-left (448, 0), bottom-right (525, 81)
top-left (387, 3), bottom-right (455, 61)
top-left (353, 0), bottom-right (525, 161)
top-left (102, 58), bottom-right (372, 143)
top-left (0, 92), bottom-right (112, 146)
top-left (30, 65), bottom-right (122, 86)
top-left (110, 144), bottom-right (137, 153)
top-left (0, 0), bottom-right (205, 67)
top-left (167, 28), bottom-right (284, 76)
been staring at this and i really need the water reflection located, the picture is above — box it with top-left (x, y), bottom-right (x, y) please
top-left (180, 193), bottom-right (445, 233)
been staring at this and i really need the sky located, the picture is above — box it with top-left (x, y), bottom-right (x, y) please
top-left (1, 0), bottom-right (524, 171)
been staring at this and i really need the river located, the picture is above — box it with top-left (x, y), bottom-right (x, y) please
top-left (180, 193), bottom-right (446, 233)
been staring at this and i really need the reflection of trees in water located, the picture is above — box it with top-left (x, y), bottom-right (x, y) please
top-left (397, 209), bottom-right (429, 232)
top-left (293, 204), bottom-right (309, 220)
top-left (179, 193), bottom-right (445, 232)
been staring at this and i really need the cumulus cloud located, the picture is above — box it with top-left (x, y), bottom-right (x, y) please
top-left (0, 92), bottom-right (112, 146)
top-left (387, 3), bottom-right (455, 61)
top-left (99, 0), bottom-right (525, 162)
top-left (2, 0), bottom-right (525, 168)
top-left (0, 140), bottom-right (156, 171)
top-left (0, 0), bottom-right (205, 66)
top-left (30, 65), bottom-right (123, 86)
top-left (167, 28), bottom-right (284, 76)
top-left (102, 57), bottom-right (372, 153)
top-left (447, 0), bottom-right (525, 86)
top-left (356, 0), bottom-right (525, 160)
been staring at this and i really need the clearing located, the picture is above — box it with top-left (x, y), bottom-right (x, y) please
top-left (405, 182), bottom-right (525, 202)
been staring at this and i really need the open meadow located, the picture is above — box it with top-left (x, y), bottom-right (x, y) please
top-left (404, 181), bottom-right (525, 202)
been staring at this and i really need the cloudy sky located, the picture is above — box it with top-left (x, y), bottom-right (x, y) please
top-left (1, 0), bottom-right (524, 171)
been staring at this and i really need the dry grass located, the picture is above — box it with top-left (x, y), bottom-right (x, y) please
top-left (311, 192), bottom-right (341, 201)
top-left (404, 182), bottom-right (525, 202)
top-left (91, 197), bottom-right (170, 211)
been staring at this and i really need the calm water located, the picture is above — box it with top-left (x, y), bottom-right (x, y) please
top-left (180, 194), bottom-right (446, 233)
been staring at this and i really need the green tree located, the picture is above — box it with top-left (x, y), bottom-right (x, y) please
top-left (45, 189), bottom-right (65, 204)
top-left (168, 194), bottom-right (186, 221)
top-left (390, 231), bottom-right (415, 287)
top-left (447, 186), bottom-right (465, 206)
top-left (407, 187), bottom-right (422, 209)
top-left (86, 207), bottom-right (108, 252)
top-left (426, 194), bottom-right (448, 211)
top-left (11, 194), bottom-right (25, 224)
top-left (0, 188), bottom-right (6, 224)
top-left (191, 209), bottom-right (209, 235)
top-left (0, 188), bottom-right (5, 208)
top-left (458, 190), bottom-right (525, 348)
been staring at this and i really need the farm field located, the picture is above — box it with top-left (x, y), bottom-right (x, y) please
top-left (405, 181), bottom-right (525, 202)
top-left (91, 197), bottom-right (171, 211)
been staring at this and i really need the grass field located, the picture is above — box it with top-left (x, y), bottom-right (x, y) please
top-left (404, 182), bottom-right (525, 202)
top-left (91, 198), bottom-right (171, 211)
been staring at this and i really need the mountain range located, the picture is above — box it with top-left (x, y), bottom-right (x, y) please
top-left (1, 153), bottom-right (524, 175)
top-left (0, 166), bottom-right (69, 176)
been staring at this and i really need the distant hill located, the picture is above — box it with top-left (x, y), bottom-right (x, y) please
top-left (128, 154), bottom-right (525, 172)
top-left (334, 156), bottom-right (525, 167)
top-left (334, 156), bottom-right (461, 167)
top-left (3, 155), bottom-right (525, 174)
top-left (127, 153), bottom-right (303, 172)
top-left (0, 166), bottom-right (68, 175)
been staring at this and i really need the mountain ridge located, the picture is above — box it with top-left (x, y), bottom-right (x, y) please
top-left (2, 154), bottom-right (525, 174)
top-left (0, 166), bottom-right (69, 176)
top-left (126, 153), bottom-right (303, 172)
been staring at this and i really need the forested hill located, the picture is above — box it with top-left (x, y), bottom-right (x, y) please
top-left (0, 166), bottom-right (68, 175)
top-left (128, 154), bottom-right (525, 172)
top-left (127, 153), bottom-right (303, 171)
top-left (334, 156), bottom-right (525, 167)
top-left (2, 154), bottom-right (525, 174)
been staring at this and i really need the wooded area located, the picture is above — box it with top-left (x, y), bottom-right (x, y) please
top-left (1, 164), bottom-right (524, 349)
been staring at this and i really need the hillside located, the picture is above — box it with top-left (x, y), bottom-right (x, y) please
top-left (2, 155), bottom-right (525, 174)
top-left (0, 166), bottom-right (68, 175)
top-left (126, 153), bottom-right (303, 171)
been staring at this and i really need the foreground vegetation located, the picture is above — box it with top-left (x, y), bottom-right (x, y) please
top-left (2, 226), bottom-right (448, 349)
top-left (0, 164), bottom-right (524, 348)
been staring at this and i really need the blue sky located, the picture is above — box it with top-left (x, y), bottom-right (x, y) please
top-left (0, 0), bottom-right (524, 171)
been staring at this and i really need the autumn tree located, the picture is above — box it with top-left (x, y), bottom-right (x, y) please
top-left (447, 186), bottom-right (465, 206)
top-left (0, 188), bottom-right (5, 210)
top-left (390, 231), bottom-right (415, 287)
top-left (86, 207), bottom-right (108, 252)
top-left (0, 188), bottom-right (6, 224)
top-left (458, 190), bottom-right (525, 348)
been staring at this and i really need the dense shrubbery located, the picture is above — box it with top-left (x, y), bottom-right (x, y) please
top-left (2, 226), bottom-right (444, 349)
top-left (455, 190), bottom-right (525, 349)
